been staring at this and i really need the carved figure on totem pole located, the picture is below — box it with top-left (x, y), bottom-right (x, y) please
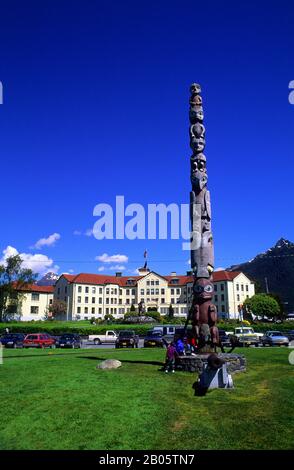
top-left (188, 83), bottom-right (219, 351)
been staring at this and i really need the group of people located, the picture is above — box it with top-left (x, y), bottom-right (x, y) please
top-left (164, 334), bottom-right (197, 373)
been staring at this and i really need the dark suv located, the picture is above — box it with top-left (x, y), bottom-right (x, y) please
top-left (115, 330), bottom-right (139, 348)
top-left (56, 333), bottom-right (82, 348)
top-left (0, 333), bottom-right (25, 348)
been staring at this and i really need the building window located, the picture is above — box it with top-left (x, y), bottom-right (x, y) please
top-left (176, 288), bottom-right (180, 295)
top-left (77, 296), bottom-right (81, 303)
top-left (151, 289), bottom-right (154, 295)
top-left (141, 289), bottom-right (144, 295)
top-left (99, 297), bottom-right (102, 304)
top-left (106, 298), bottom-right (109, 304)
top-left (99, 287), bottom-right (103, 294)
top-left (171, 289), bottom-right (174, 295)
top-left (241, 284), bottom-right (244, 291)
top-left (30, 306), bottom-right (39, 314)
top-left (221, 284), bottom-right (224, 291)
top-left (214, 295), bottom-right (218, 302)
top-left (98, 308), bottom-right (102, 314)
top-left (106, 288), bottom-right (109, 295)
top-left (31, 293), bottom-right (39, 301)
top-left (106, 308), bottom-right (109, 314)
top-left (77, 307), bottom-right (81, 314)
top-left (236, 284), bottom-right (239, 291)
top-left (246, 295), bottom-right (249, 298)
top-left (151, 280), bottom-right (154, 286)
top-left (119, 289), bottom-right (122, 295)
top-left (92, 297), bottom-right (95, 303)
top-left (132, 289), bottom-right (136, 295)
top-left (126, 289), bottom-right (130, 295)
top-left (155, 289), bottom-right (159, 295)
top-left (49, 299), bottom-right (53, 305)
top-left (237, 294), bottom-right (240, 301)
top-left (161, 298), bottom-right (165, 304)
top-left (147, 289), bottom-right (150, 295)
top-left (214, 284), bottom-right (218, 291)
top-left (85, 297), bottom-right (88, 303)
top-left (171, 298), bottom-right (175, 304)
top-left (84, 307), bottom-right (88, 314)
top-left (91, 307), bottom-right (95, 314)
top-left (92, 287), bottom-right (96, 294)
top-left (119, 299), bottom-right (122, 304)
top-left (155, 280), bottom-right (159, 285)
top-left (78, 286), bottom-right (82, 293)
top-left (221, 305), bottom-right (225, 313)
top-left (161, 288), bottom-right (165, 295)
top-left (246, 285), bottom-right (249, 292)
top-left (221, 294), bottom-right (225, 301)
top-left (126, 299), bottom-right (130, 304)
top-left (85, 287), bottom-right (89, 293)
top-left (147, 281), bottom-right (150, 286)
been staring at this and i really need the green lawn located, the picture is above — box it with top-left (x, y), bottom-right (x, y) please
top-left (0, 347), bottom-right (294, 450)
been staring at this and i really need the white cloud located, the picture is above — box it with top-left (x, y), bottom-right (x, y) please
top-left (187, 259), bottom-right (191, 265)
top-left (215, 267), bottom-right (225, 272)
top-left (0, 245), bottom-right (55, 275)
top-left (109, 265), bottom-right (126, 271)
top-left (73, 230), bottom-right (82, 236)
top-left (68, 269), bottom-right (75, 273)
top-left (33, 233), bottom-right (60, 249)
top-left (95, 253), bottom-right (128, 264)
top-left (98, 266), bottom-right (105, 272)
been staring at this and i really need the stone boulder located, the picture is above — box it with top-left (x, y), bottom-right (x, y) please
top-left (96, 359), bottom-right (122, 370)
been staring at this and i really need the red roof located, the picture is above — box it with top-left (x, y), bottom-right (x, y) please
top-left (58, 270), bottom-right (242, 287)
top-left (16, 284), bottom-right (54, 293)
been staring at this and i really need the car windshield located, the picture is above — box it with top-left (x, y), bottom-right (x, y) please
top-left (119, 331), bottom-right (134, 337)
top-left (269, 332), bottom-right (283, 336)
top-left (149, 332), bottom-right (162, 337)
top-left (60, 335), bottom-right (75, 340)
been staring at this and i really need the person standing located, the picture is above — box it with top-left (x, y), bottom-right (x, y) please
top-left (165, 342), bottom-right (177, 373)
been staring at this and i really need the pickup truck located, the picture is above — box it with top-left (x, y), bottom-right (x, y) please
top-left (88, 330), bottom-right (117, 345)
top-left (228, 327), bottom-right (263, 347)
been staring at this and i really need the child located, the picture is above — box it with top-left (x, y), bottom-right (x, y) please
top-left (165, 342), bottom-right (177, 373)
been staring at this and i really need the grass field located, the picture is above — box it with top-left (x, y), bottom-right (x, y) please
top-left (1, 347), bottom-right (294, 450)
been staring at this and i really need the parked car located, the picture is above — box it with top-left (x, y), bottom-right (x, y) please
top-left (23, 333), bottom-right (56, 348)
top-left (152, 324), bottom-right (179, 342)
top-left (88, 330), bottom-right (117, 345)
top-left (286, 330), bottom-right (294, 341)
top-left (229, 327), bottom-right (262, 347)
top-left (143, 330), bottom-right (166, 348)
top-left (115, 330), bottom-right (139, 348)
top-left (285, 314), bottom-right (294, 321)
top-left (56, 333), bottom-right (81, 349)
top-left (262, 331), bottom-right (289, 347)
top-left (218, 329), bottom-right (231, 348)
top-left (0, 333), bottom-right (25, 348)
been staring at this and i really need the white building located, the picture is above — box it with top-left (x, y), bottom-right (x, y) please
top-left (14, 285), bottom-right (54, 321)
top-left (53, 269), bottom-right (254, 321)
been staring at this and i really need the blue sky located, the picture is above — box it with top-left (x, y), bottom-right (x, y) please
top-left (0, 0), bottom-right (294, 278)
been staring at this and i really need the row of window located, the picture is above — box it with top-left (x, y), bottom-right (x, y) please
top-left (236, 284), bottom-right (249, 292)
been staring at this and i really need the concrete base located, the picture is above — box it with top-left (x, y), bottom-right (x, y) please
top-left (175, 353), bottom-right (246, 374)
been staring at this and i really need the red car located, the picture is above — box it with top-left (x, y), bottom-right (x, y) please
top-left (23, 333), bottom-right (56, 348)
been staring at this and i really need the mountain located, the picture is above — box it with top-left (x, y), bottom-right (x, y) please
top-left (228, 238), bottom-right (294, 312)
top-left (37, 272), bottom-right (60, 286)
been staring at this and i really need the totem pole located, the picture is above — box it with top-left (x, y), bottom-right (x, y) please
top-left (188, 83), bottom-right (219, 352)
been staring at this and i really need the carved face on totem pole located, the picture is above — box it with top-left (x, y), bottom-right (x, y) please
top-left (190, 83), bottom-right (202, 94)
top-left (193, 278), bottom-right (214, 301)
top-left (190, 154), bottom-right (207, 191)
top-left (189, 106), bottom-right (204, 123)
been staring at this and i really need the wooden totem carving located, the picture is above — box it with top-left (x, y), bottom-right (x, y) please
top-left (189, 83), bottom-right (219, 350)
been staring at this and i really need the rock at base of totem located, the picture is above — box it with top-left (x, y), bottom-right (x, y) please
top-left (96, 359), bottom-right (122, 370)
top-left (175, 353), bottom-right (246, 375)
